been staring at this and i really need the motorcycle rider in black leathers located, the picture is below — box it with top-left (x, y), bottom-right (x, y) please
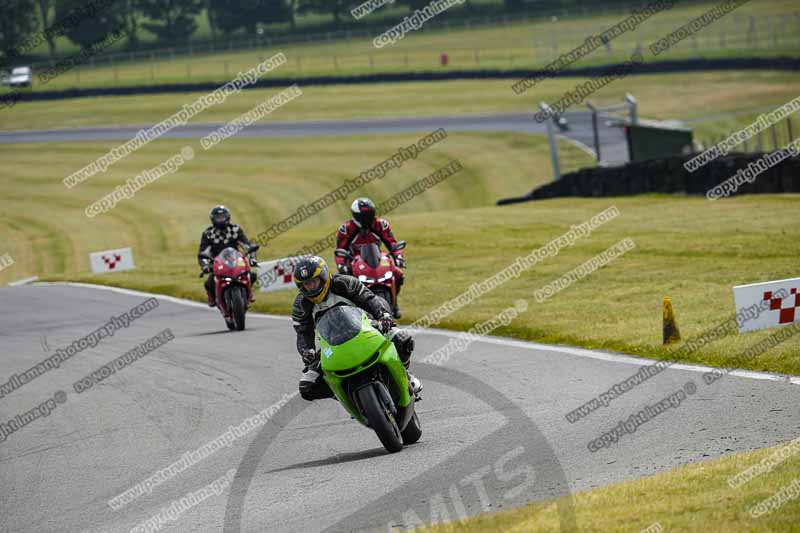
top-left (291, 255), bottom-right (421, 401)
top-left (198, 205), bottom-right (258, 307)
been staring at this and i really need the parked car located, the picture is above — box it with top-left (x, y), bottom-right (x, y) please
top-left (8, 66), bottom-right (32, 88)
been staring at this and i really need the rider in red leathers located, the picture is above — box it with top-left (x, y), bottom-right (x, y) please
top-left (335, 198), bottom-right (406, 317)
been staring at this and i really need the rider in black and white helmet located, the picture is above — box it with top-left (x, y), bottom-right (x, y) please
top-left (197, 205), bottom-right (257, 306)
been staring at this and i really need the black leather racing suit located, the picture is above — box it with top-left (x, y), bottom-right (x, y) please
top-left (292, 274), bottom-right (414, 400)
top-left (197, 224), bottom-right (255, 296)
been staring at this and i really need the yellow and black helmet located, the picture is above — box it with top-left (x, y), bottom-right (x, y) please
top-left (293, 256), bottom-right (331, 304)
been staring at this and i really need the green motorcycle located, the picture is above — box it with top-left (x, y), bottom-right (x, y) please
top-left (316, 305), bottom-right (422, 453)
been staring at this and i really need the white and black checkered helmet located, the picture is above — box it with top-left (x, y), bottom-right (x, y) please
top-left (210, 205), bottom-right (231, 230)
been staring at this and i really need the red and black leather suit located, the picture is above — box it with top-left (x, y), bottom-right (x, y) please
top-left (334, 218), bottom-right (405, 289)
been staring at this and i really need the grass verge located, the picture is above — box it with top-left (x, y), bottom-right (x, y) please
top-left (417, 440), bottom-right (800, 532)
top-left (0, 133), bottom-right (798, 375)
top-left (1, 71), bottom-right (799, 132)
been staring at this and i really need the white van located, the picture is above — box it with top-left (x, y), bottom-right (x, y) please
top-left (8, 66), bottom-right (32, 88)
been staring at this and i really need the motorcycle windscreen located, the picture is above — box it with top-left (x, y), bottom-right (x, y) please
top-left (316, 306), bottom-right (364, 346)
top-left (219, 247), bottom-right (240, 269)
top-left (360, 243), bottom-right (381, 269)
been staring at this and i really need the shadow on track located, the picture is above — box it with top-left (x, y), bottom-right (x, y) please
top-left (266, 447), bottom-right (390, 473)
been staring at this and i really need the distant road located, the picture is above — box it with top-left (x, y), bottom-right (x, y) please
top-left (0, 111), bottom-right (630, 164)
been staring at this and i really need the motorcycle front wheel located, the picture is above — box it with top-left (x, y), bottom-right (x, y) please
top-left (401, 410), bottom-right (422, 445)
top-left (226, 285), bottom-right (247, 331)
top-left (357, 384), bottom-right (403, 453)
top-left (371, 286), bottom-right (395, 317)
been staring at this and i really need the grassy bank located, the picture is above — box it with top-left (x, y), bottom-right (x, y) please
top-left (418, 440), bottom-right (800, 532)
top-left (2, 71), bottom-right (799, 132)
top-left (0, 133), bottom-right (798, 375)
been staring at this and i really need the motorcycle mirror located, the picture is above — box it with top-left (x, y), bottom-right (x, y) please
top-left (391, 241), bottom-right (406, 252)
top-left (334, 249), bottom-right (352, 259)
top-left (248, 244), bottom-right (260, 253)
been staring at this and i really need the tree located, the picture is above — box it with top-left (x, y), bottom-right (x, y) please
top-left (297, 0), bottom-right (354, 24)
top-left (259, 0), bottom-right (292, 30)
top-left (204, 0), bottom-right (217, 40)
top-left (120, 0), bottom-right (141, 49)
top-left (0, 0), bottom-right (38, 67)
top-left (286, 0), bottom-right (297, 31)
top-left (54, 0), bottom-right (125, 49)
top-left (399, 0), bottom-right (477, 11)
top-left (397, 0), bottom-right (429, 11)
top-left (36, 0), bottom-right (57, 59)
top-left (504, 0), bottom-right (525, 10)
top-left (209, 0), bottom-right (290, 35)
top-left (209, 0), bottom-right (254, 34)
top-left (138, 0), bottom-right (203, 44)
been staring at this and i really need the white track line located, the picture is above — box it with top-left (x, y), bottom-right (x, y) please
top-left (35, 281), bottom-right (287, 317)
top-left (8, 276), bottom-right (39, 287)
top-left (32, 281), bottom-right (800, 386)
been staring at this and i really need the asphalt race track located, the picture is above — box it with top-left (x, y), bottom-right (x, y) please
top-left (1, 283), bottom-right (798, 532)
top-left (0, 111), bottom-right (629, 165)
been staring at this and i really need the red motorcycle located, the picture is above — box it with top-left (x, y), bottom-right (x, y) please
top-left (335, 241), bottom-right (405, 318)
top-left (199, 245), bottom-right (258, 331)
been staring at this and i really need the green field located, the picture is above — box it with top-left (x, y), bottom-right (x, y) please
top-left (2, 70), bottom-right (799, 133)
top-left (7, 0), bottom-right (799, 91)
top-left (418, 440), bottom-right (800, 532)
top-left (1, 129), bottom-right (798, 375)
top-left (2, 61), bottom-right (799, 532)
top-left (0, 131), bottom-right (584, 283)
top-left (2, 69), bottom-right (800, 376)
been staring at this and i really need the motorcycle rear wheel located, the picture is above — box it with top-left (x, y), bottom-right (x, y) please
top-left (357, 384), bottom-right (403, 453)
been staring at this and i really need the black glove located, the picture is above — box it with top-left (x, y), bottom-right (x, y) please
top-left (300, 348), bottom-right (318, 366)
top-left (377, 312), bottom-right (395, 334)
top-left (200, 260), bottom-right (211, 274)
top-left (393, 255), bottom-right (405, 268)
